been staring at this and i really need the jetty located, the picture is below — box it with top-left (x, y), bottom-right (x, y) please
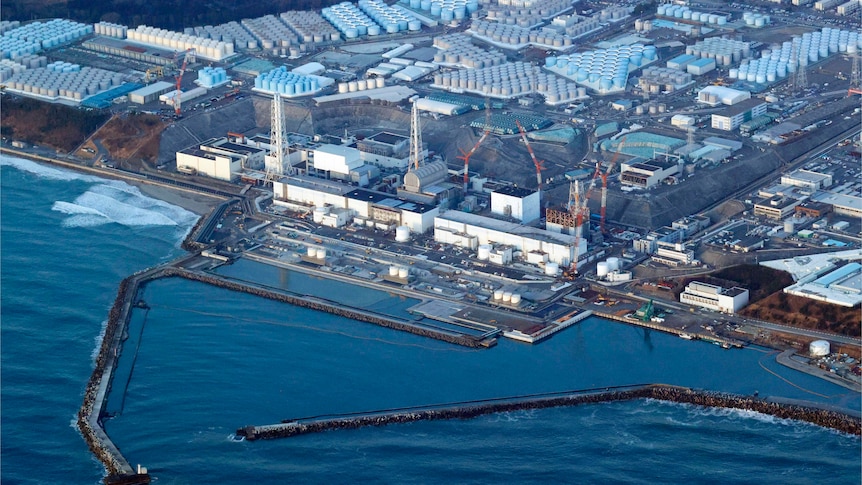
top-left (236, 383), bottom-right (861, 440)
top-left (593, 310), bottom-right (745, 348)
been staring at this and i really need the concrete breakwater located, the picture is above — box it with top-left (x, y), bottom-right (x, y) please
top-left (236, 384), bottom-right (861, 440)
top-left (161, 268), bottom-right (493, 348)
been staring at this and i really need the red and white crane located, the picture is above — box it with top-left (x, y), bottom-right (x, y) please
top-left (172, 49), bottom-right (195, 116)
top-left (515, 119), bottom-right (545, 193)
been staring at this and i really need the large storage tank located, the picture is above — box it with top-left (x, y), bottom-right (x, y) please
top-left (477, 244), bottom-right (492, 260)
top-left (395, 225), bottom-right (410, 242)
top-left (596, 262), bottom-right (610, 278)
top-left (398, 267), bottom-right (409, 279)
top-left (510, 294), bottom-right (522, 305)
top-left (809, 340), bottom-right (830, 357)
top-left (606, 257), bottom-right (621, 271)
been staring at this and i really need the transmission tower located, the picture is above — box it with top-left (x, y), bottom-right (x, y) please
top-left (266, 92), bottom-right (289, 182)
top-left (851, 52), bottom-right (862, 90)
top-left (409, 101), bottom-right (424, 171)
top-left (792, 41), bottom-right (807, 91)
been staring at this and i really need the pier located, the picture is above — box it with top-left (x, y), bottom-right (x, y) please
top-left (236, 384), bottom-right (861, 440)
top-left (593, 310), bottom-right (745, 348)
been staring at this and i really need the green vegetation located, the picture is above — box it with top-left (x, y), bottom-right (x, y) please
top-left (1, 97), bottom-right (109, 152)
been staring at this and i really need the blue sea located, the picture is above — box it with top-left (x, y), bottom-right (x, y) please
top-left (2, 155), bottom-right (860, 484)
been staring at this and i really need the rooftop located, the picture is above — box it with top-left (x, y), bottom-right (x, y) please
top-left (717, 98), bottom-right (766, 117)
top-left (494, 185), bottom-right (536, 198)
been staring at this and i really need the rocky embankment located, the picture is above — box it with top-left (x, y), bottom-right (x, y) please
top-left (238, 385), bottom-right (861, 441)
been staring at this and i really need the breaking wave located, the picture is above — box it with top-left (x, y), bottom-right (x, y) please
top-left (0, 155), bottom-right (104, 183)
top-left (52, 183), bottom-right (197, 228)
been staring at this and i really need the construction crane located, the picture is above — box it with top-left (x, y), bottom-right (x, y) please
top-left (144, 66), bottom-right (163, 84)
top-left (457, 98), bottom-right (492, 195)
top-left (569, 162), bottom-right (603, 276)
top-left (515, 119), bottom-right (545, 193)
top-left (172, 49), bottom-right (195, 116)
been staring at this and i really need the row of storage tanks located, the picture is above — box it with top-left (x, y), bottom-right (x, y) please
top-left (0, 55), bottom-right (47, 82)
top-left (1, 19), bottom-right (92, 60)
top-left (686, 38), bottom-right (750, 67)
top-left (126, 25), bottom-right (234, 61)
top-left (280, 11), bottom-right (342, 44)
top-left (634, 103), bottom-right (669, 115)
top-left (493, 289), bottom-right (523, 305)
top-left (471, 20), bottom-right (573, 48)
top-left (388, 265), bottom-right (412, 279)
top-left (432, 33), bottom-right (508, 68)
top-left (633, 19), bottom-right (654, 32)
top-left (486, 0), bottom-right (572, 27)
top-left (435, 61), bottom-right (583, 103)
top-left (359, 0), bottom-right (423, 31)
top-left (322, 1), bottom-right (418, 39)
top-left (656, 4), bottom-right (728, 25)
top-left (0, 20), bottom-right (21, 35)
top-left (306, 246), bottom-right (329, 260)
top-left (4, 64), bottom-right (124, 100)
top-left (254, 67), bottom-right (321, 96)
top-left (337, 77), bottom-right (387, 93)
top-left (197, 67), bottom-right (229, 88)
top-left (549, 45), bottom-right (656, 91)
top-left (187, 21), bottom-right (259, 50)
top-left (94, 22), bottom-right (128, 38)
top-left (243, 15), bottom-right (299, 49)
top-left (741, 12), bottom-right (771, 27)
top-left (399, 0), bottom-right (480, 21)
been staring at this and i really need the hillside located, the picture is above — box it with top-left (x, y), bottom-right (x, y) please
top-left (0, 97), bottom-right (109, 152)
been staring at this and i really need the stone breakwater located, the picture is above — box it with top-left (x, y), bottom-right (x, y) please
top-left (161, 268), bottom-right (491, 348)
top-left (237, 385), bottom-right (861, 441)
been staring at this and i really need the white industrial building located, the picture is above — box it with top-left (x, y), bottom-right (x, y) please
top-left (781, 169), bottom-right (833, 190)
top-left (680, 281), bottom-right (750, 313)
top-left (812, 192), bottom-right (862, 218)
top-left (710, 98), bottom-right (767, 131)
top-left (399, 161), bottom-right (457, 205)
top-left (272, 176), bottom-right (439, 233)
top-left (355, 132), bottom-right (413, 170)
top-left (176, 137), bottom-right (266, 181)
top-left (490, 186), bottom-right (540, 223)
top-left (160, 87), bottom-right (208, 107)
top-left (620, 158), bottom-right (682, 189)
top-left (671, 115), bottom-right (695, 128)
top-left (652, 241), bottom-right (696, 266)
top-left (697, 86), bottom-right (750, 106)
top-left (433, 211), bottom-right (586, 267)
top-left (129, 81), bottom-right (174, 104)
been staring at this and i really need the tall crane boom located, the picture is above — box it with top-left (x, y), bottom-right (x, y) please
top-left (457, 130), bottom-right (489, 195)
top-left (515, 119), bottom-right (545, 192)
top-left (599, 136), bottom-right (626, 233)
top-left (173, 49), bottom-right (195, 116)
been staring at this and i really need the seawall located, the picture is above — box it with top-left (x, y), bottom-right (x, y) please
top-left (237, 384), bottom-right (861, 440)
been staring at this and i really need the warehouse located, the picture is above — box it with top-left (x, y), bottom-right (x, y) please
top-left (129, 81), bottom-right (174, 104)
top-left (781, 169), bottom-right (833, 190)
top-left (710, 98), bottom-right (767, 131)
top-left (697, 86), bottom-right (750, 106)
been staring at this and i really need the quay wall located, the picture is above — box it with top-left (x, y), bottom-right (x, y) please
top-left (161, 268), bottom-right (489, 348)
top-left (237, 385), bottom-right (861, 441)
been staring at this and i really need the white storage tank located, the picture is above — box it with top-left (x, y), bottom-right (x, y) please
top-left (389, 266), bottom-right (399, 276)
top-left (494, 289), bottom-right (504, 300)
top-left (502, 291), bottom-right (512, 302)
top-left (395, 225), bottom-right (410, 242)
top-left (317, 248), bottom-right (328, 259)
top-left (307, 246), bottom-right (317, 257)
top-left (312, 206), bottom-right (328, 223)
top-left (809, 340), bottom-right (830, 357)
top-left (607, 257), bottom-right (620, 271)
top-left (596, 262), bottom-right (610, 278)
top-left (510, 294), bottom-right (522, 305)
top-left (545, 262), bottom-right (559, 276)
top-left (398, 267), bottom-right (409, 279)
top-left (477, 244), bottom-right (492, 260)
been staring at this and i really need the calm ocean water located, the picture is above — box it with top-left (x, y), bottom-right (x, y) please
top-left (2, 156), bottom-right (860, 484)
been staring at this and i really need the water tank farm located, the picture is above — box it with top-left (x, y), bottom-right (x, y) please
top-left (1, 19), bottom-right (92, 60)
top-left (545, 44), bottom-right (658, 95)
top-left (3, 62), bottom-right (126, 102)
top-left (253, 66), bottom-right (334, 97)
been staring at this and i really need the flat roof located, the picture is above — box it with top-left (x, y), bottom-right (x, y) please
top-left (813, 262), bottom-right (861, 287)
top-left (722, 287), bottom-right (748, 297)
top-left (283, 175), bottom-right (352, 195)
top-left (346, 188), bottom-right (390, 204)
top-left (179, 147), bottom-right (219, 160)
top-left (718, 98), bottom-right (766, 117)
top-left (215, 141), bottom-right (264, 155)
top-left (438, 211), bottom-right (577, 246)
top-left (702, 136), bottom-right (743, 151)
top-left (813, 192), bottom-right (862, 211)
top-left (785, 169), bottom-right (830, 183)
top-left (368, 132), bottom-right (407, 146)
top-left (130, 81), bottom-right (174, 97)
top-left (494, 185), bottom-right (535, 198)
top-left (832, 273), bottom-right (862, 294)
